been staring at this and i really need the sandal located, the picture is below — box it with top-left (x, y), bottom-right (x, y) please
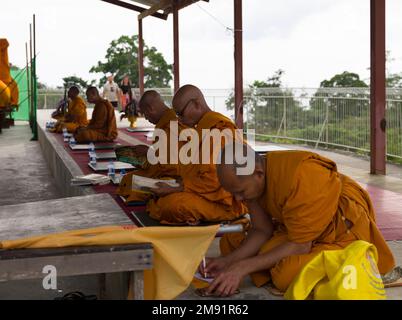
top-left (54, 291), bottom-right (97, 300)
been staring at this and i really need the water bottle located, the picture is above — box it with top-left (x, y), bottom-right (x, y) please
top-left (62, 128), bottom-right (68, 142)
top-left (69, 136), bottom-right (76, 147)
top-left (88, 142), bottom-right (95, 157)
top-left (90, 152), bottom-right (97, 167)
top-left (107, 161), bottom-right (115, 179)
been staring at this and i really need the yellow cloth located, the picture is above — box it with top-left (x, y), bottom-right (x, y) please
top-left (54, 96), bottom-right (88, 133)
top-left (285, 240), bottom-right (386, 300)
top-left (117, 108), bottom-right (183, 202)
top-left (0, 39), bottom-right (13, 107)
top-left (147, 111), bottom-right (247, 224)
top-left (0, 224), bottom-right (219, 300)
top-left (0, 80), bottom-right (10, 107)
top-left (220, 150), bottom-right (395, 292)
top-left (74, 98), bottom-right (117, 143)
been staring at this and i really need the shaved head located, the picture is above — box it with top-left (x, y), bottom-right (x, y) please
top-left (217, 143), bottom-right (266, 202)
top-left (138, 90), bottom-right (169, 124)
top-left (139, 90), bottom-right (164, 109)
top-left (85, 86), bottom-right (100, 103)
top-left (68, 86), bottom-right (80, 99)
top-left (172, 84), bottom-right (211, 127)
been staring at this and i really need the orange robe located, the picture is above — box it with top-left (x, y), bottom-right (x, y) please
top-left (54, 96), bottom-right (88, 133)
top-left (147, 111), bottom-right (247, 225)
top-left (117, 108), bottom-right (183, 201)
top-left (74, 98), bottom-right (117, 143)
top-left (220, 151), bottom-right (395, 292)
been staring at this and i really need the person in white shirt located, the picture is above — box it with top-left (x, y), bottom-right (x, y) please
top-left (102, 74), bottom-right (121, 109)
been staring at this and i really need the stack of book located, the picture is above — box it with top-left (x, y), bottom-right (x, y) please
top-left (70, 174), bottom-right (111, 186)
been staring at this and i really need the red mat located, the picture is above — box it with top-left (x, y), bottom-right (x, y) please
top-left (51, 131), bottom-right (402, 241)
top-left (361, 183), bottom-right (402, 241)
top-left (52, 131), bottom-right (149, 223)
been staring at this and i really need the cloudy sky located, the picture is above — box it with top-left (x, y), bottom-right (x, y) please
top-left (2, 0), bottom-right (402, 89)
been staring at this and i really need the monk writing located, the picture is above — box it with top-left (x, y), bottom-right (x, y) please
top-left (74, 86), bottom-right (117, 143)
top-left (117, 90), bottom-right (184, 201)
top-left (52, 86), bottom-right (88, 133)
top-left (147, 84), bottom-right (246, 225)
top-left (200, 143), bottom-right (395, 296)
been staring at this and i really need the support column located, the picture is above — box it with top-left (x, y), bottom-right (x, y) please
top-left (173, 0), bottom-right (180, 93)
top-left (370, 0), bottom-right (386, 175)
top-left (138, 18), bottom-right (144, 96)
top-left (234, 0), bottom-right (243, 129)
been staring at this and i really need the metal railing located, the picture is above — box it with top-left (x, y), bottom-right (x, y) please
top-left (37, 87), bottom-right (402, 160)
top-left (243, 87), bottom-right (402, 160)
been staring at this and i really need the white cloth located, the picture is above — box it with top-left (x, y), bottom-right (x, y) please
top-left (103, 81), bottom-right (119, 102)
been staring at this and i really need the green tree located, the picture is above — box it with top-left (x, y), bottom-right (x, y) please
top-left (320, 71), bottom-right (368, 88)
top-left (90, 35), bottom-right (172, 88)
top-left (226, 70), bottom-right (302, 136)
top-left (62, 76), bottom-right (94, 89)
top-left (311, 71), bottom-right (369, 120)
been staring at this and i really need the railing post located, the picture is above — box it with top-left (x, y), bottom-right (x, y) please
top-left (325, 102), bottom-right (329, 148)
top-left (283, 96), bottom-right (287, 137)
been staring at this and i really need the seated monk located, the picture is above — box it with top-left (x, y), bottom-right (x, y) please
top-left (199, 143), bottom-right (395, 296)
top-left (117, 90), bottom-right (185, 201)
top-left (74, 86), bottom-right (117, 143)
top-left (53, 86), bottom-right (88, 133)
top-left (146, 84), bottom-right (247, 225)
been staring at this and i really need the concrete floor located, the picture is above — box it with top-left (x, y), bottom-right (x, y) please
top-left (1, 121), bottom-right (402, 300)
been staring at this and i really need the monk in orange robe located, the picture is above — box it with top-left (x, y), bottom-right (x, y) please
top-left (199, 143), bottom-right (395, 296)
top-left (146, 84), bottom-right (246, 225)
top-left (53, 86), bottom-right (88, 133)
top-left (117, 90), bottom-right (184, 202)
top-left (74, 86), bottom-right (117, 143)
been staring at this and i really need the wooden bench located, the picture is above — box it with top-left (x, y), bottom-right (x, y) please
top-left (0, 193), bottom-right (152, 299)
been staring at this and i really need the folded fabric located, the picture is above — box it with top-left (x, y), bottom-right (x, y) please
top-left (284, 240), bottom-right (386, 300)
top-left (0, 224), bottom-right (219, 300)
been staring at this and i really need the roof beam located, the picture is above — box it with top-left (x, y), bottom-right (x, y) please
top-left (164, 0), bottom-right (209, 14)
top-left (101, 0), bottom-right (168, 19)
top-left (138, 0), bottom-right (171, 20)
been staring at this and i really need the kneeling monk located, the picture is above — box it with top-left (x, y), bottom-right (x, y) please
top-left (146, 84), bottom-right (247, 225)
top-left (74, 86), bottom-right (117, 143)
top-left (200, 143), bottom-right (395, 296)
top-left (53, 86), bottom-right (88, 133)
top-left (117, 90), bottom-right (184, 201)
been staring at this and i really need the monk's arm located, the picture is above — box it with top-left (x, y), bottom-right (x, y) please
top-left (87, 105), bottom-right (106, 130)
top-left (221, 200), bottom-right (274, 265)
top-left (234, 239), bottom-right (312, 277)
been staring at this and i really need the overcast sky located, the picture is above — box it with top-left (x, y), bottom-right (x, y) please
top-left (2, 0), bottom-right (402, 89)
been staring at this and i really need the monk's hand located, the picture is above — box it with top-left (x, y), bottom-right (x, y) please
top-left (150, 182), bottom-right (183, 197)
top-left (205, 261), bottom-right (246, 297)
top-left (201, 256), bottom-right (230, 278)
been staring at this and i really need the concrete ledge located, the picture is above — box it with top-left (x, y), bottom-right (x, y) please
top-left (37, 121), bottom-right (94, 198)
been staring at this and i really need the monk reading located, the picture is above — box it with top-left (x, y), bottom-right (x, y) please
top-left (117, 90), bottom-right (184, 201)
top-left (146, 84), bottom-right (247, 225)
top-left (53, 86), bottom-right (88, 133)
top-left (74, 86), bottom-right (117, 143)
top-left (199, 143), bottom-right (395, 296)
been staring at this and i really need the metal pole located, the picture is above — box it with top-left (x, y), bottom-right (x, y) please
top-left (138, 18), bottom-right (144, 96)
top-left (173, 0), bottom-right (180, 93)
top-left (370, 0), bottom-right (386, 174)
top-left (25, 42), bottom-right (31, 121)
top-left (31, 14), bottom-right (38, 140)
top-left (29, 24), bottom-right (33, 130)
top-left (234, 0), bottom-right (243, 129)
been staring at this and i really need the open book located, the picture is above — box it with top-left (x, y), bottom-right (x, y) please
top-left (71, 174), bottom-right (110, 186)
top-left (131, 175), bottom-right (179, 191)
